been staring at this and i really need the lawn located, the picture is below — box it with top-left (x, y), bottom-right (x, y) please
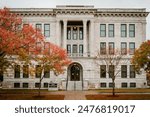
top-left (86, 94), bottom-right (150, 100)
top-left (0, 89), bottom-right (64, 100)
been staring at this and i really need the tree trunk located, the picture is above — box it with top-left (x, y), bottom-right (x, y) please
top-left (38, 78), bottom-right (42, 96)
top-left (112, 79), bottom-right (115, 96)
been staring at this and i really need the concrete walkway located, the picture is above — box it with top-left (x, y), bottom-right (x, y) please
top-left (51, 91), bottom-right (99, 100)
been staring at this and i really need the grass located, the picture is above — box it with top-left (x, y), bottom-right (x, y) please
top-left (90, 88), bottom-right (150, 93)
top-left (0, 89), bottom-right (64, 100)
top-left (86, 94), bottom-right (150, 100)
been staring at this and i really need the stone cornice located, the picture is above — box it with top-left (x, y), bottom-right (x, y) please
top-left (10, 7), bottom-right (149, 17)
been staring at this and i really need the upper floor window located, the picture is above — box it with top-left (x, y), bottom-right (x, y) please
top-left (109, 42), bottom-right (115, 55)
top-left (108, 24), bottom-right (114, 37)
top-left (67, 27), bottom-right (71, 40)
top-left (67, 44), bottom-right (71, 54)
top-left (100, 42), bottom-right (106, 55)
top-left (121, 24), bottom-right (127, 37)
top-left (109, 65), bottom-right (114, 78)
top-left (44, 24), bottom-right (50, 37)
top-left (14, 65), bottom-right (20, 78)
top-left (100, 24), bottom-right (106, 37)
top-left (36, 24), bottom-right (42, 31)
top-left (129, 42), bottom-right (135, 55)
top-left (72, 45), bottom-right (78, 53)
top-left (121, 42), bottom-right (127, 55)
top-left (35, 65), bottom-right (42, 78)
top-left (73, 27), bottom-right (78, 40)
top-left (129, 24), bottom-right (135, 37)
top-left (79, 27), bottom-right (83, 40)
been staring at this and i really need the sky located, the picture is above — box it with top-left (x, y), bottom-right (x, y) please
top-left (0, 0), bottom-right (150, 39)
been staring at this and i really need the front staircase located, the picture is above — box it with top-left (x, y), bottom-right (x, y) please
top-left (67, 81), bottom-right (83, 91)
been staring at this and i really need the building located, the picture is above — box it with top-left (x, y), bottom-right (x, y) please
top-left (2, 5), bottom-right (149, 90)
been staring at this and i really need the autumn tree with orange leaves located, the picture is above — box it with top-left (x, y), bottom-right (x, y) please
top-left (131, 40), bottom-right (150, 84)
top-left (0, 8), bottom-right (71, 94)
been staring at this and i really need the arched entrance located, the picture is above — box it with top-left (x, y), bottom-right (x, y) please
top-left (66, 62), bottom-right (83, 90)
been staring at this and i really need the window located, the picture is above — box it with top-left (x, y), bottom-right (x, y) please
top-left (108, 24), bottom-right (114, 37)
top-left (130, 65), bottom-right (136, 78)
top-left (100, 42), bottom-right (106, 55)
top-left (121, 83), bottom-right (128, 88)
top-left (67, 27), bottom-right (71, 40)
top-left (109, 42), bottom-right (114, 55)
top-left (121, 42), bottom-right (127, 55)
top-left (100, 83), bottom-right (107, 88)
top-left (109, 83), bottom-right (115, 88)
top-left (79, 27), bottom-right (83, 40)
top-left (130, 83), bottom-right (136, 88)
top-left (35, 65), bottom-right (42, 78)
top-left (129, 24), bottom-right (135, 37)
top-left (100, 65), bottom-right (106, 78)
top-left (23, 65), bottom-right (29, 78)
top-left (121, 24), bottom-right (127, 37)
top-left (121, 65), bottom-right (127, 78)
top-left (129, 42), bottom-right (135, 55)
top-left (36, 42), bottom-right (42, 53)
top-left (73, 27), bottom-right (78, 40)
top-left (14, 83), bottom-right (20, 88)
top-left (44, 24), bottom-right (50, 37)
top-left (36, 24), bottom-right (42, 31)
top-left (44, 83), bottom-right (48, 88)
top-left (14, 65), bottom-right (20, 78)
top-left (109, 65), bottom-right (114, 78)
top-left (72, 45), bottom-right (78, 53)
top-left (0, 70), bottom-right (3, 82)
top-left (79, 44), bottom-right (83, 56)
top-left (44, 65), bottom-right (50, 78)
top-left (67, 44), bottom-right (71, 54)
top-left (35, 83), bottom-right (40, 88)
top-left (100, 24), bottom-right (106, 37)
top-left (23, 83), bottom-right (29, 88)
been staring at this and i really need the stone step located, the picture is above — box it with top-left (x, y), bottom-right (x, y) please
top-left (67, 81), bottom-right (83, 91)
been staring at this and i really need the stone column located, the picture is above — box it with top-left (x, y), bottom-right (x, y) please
top-left (56, 20), bottom-right (60, 46)
top-left (83, 20), bottom-right (87, 57)
top-left (63, 20), bottom-right (67, 49)
top-left (90, 20), bottom-right (94, 57)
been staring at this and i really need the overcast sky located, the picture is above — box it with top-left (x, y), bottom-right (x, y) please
top-left (0, 0), bottom-right (150, 39)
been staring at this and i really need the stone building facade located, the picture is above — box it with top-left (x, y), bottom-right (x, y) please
top-left (2, 5), bottom-right (149, 90)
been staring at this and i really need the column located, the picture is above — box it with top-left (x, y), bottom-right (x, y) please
top-left (56, 20), bottom-right (60, 46)
top-left (63, 20), bottom-right (67, 49)
top-left (83, 20), bottom-right (87, 57)
top-left (90, 20), bottom-right (94, 57)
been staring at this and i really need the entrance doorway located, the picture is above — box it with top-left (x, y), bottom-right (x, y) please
top-left (70, 64), bottom-right (80, 81)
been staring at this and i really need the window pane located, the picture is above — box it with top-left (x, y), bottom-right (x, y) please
top-left (44, 65), bottom-right (50, 78)
top-left (79, 45), bottom-right (83, 56)
top-left (130, 65), bottom-right (136, 78)
top-left (100, 65), bottom-right (106, 78)
top-left (14, 65), bottom-right (20, 78)
top-left (121, 42), bottom-right (127, 55)
top-left (109, 65), bottom-right (114, 78)
top-left (73, 27), bottom-right (78, 40)
top-left (44, 83), bottom-right (48, 88)
top-left (100, 42), bottom-right (106, 54)
top-left (129, 24), bottom-right (135, 37)
top-left (121, 24), bottom-right (127, 37)
top-left (44, 24), bottom-right (50, 37)
top-left (14, 83), bottom-right (20, 88)
top-left (121, 83), bottom-right (128, 88)
top-left (130, 83), bottom-right (136, 88)
top-left (67, 27), bottom-right (71, 40)
top-left (129, 42), bottom-right (135, 55)
top-left (67, 44), bottom-right (71, 54)
top-left (100, 24), bottom-right (106, 37)
top-left (109, 42), bottom-right (114, 55)
top-left (108, 24), bottom-right (114, 37)
top-left (100, 83), bottom-right (107, 88)
top-left (35, 65), bottom-right (42, 78)
top-left (73, 45), bottom-right (78, 53)
top-left (36, 24), bottom-right (42, 31)
top-left (121, 65), bottom-right (127, 78)
top-left (23, 83), bottom-right (29, 88)
top-left (35, 83), bottom-right (40, 88)
top-left (79, 27), bottom-right (83, 40)
top-left (23, 65), bottom-right (29, 78)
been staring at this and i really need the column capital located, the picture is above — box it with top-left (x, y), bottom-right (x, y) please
top-left (63, 19), bottom-right (68, 23)
top-left (82, 19), bottom-right (88, 23)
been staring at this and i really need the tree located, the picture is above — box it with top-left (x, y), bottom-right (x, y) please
top-left (95, 49), bottom-right (129, 96)
top-left (131, 40), bottom-right (150, 83)
top-left (0, 8), bottom-right (44, 81)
